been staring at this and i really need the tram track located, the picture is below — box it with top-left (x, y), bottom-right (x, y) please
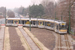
top-left (57, 34), bottom-right (62, 50)
top-left (23, 28), bottom-right (49, 50)
top-left (56, 33), bottom-right (73, 50)
top-left (64, 34), bottom-right (72, 50)
top-left (19, 28), bottom-right (40, 50)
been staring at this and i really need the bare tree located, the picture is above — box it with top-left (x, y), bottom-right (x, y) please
top-left (7, 10), bottom-right (15, 18)
top-left (41, 0), bottom-right (55, 19)
top-left (57, 0), bottom-right (75, 32)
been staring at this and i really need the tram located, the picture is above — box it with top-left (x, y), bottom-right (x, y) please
top-left (6, 18), bottom-right (67, 34)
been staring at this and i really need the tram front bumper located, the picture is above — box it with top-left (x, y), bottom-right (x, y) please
top-left (59, 30), bottom-right (67, 33)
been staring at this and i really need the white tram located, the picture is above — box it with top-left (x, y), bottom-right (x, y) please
top-left (6, 18), bottom-right (67, 34)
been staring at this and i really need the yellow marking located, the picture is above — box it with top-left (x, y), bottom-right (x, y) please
top-left (4, 27), bottom-right (10, 50)
top-left (62, 23), bottom-right (65, 25)
top-left (59, 30), bottom-right (67, 32)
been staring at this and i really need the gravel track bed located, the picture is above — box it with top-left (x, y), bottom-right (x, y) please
top-left (27, 27), bottom-right (55, 50)
top-left (20, 28), bottom-right (39, 50)
top-left (0, 27), bottom-right (5, 50)
top-left (9, 27), bottom-right (25, 50)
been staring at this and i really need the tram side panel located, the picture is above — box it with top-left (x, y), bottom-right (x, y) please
top-left (6, 20), bottom-right (13, 26)
top-left (21, 20), bottom-right (25, 24)
top-left (31, 21), bottom-right (38, 27)
top-left (45, 21), bottom-right (54, 30)
top-left (6, 18), bottom-right (67, 34)
top-left (13, 20), bottom-right (19, 26)
top-left (6, 20), bottom-right (19, 26)
top-left (24, 20), bottom-right (30, 27)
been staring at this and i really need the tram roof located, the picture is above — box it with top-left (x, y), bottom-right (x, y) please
top-left (6, 18), bottom-right (66, 24)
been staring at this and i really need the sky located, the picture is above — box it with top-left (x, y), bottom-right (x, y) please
top-left (0, 0), bottom-right (58, 9)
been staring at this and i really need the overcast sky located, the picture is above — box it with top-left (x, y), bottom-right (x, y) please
top-left (0, 0), bottom-right (58, 9)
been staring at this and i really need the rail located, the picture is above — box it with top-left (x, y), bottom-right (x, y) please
top-left (56, 34), bottom-right (73, 50)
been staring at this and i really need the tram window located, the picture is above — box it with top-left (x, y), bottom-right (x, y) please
top-left (50, 23), bottom-right (54, 28)
top-left (25, 21), bottom-right (26, 24)
top-left (25, 20), bottom-right (29, 24)
top-left (8, 20), bottom-right (10, 23)
top-left (19, 20), bottom-right (20, 24)
top-left (33, 21), bottom-right (35, 25)
top-left (45, 22), bottom-right (47, 26)
top-left (8, 20), bottom-right (13, 24)
top-left (43, 22), bottom-right (44, 25)
top-left (35, 21), bottom-right (38, 25)
top-left (43, 22), bottom-right (45, 25)
top-left (31, 21), bottom-right (35, 25)
top-left (45, 22), bottom-right (51, 26)
top-left (14, 21), bottom-right (18, 24)
top-left (19, 20), bottom-right (22, 24)
top-left (31, 21), bottom-right (38, 25)
top-left (56, 25), bottom-right (58, 30)
top-left (31, 21), bottom-right (33, 24)
top-left (39, 22), bottom-right (43, 25)
top-left (47, 22), bottom-right (51, 26)
top-left (38, 21), bottom-right (39, 25)
top-left (22, 20), bottom-right (24, 24)
top-left (40, 22), bottom-right (42, 25)
top-left (59, 25), bottom-right (67, 29)
top-left (11, 20), bottom-right (13, 23)
top-left (45, 22), bottom-right (54, 28)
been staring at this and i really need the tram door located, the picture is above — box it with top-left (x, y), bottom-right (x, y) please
top-left (55, 24), bottom-right (59, 32)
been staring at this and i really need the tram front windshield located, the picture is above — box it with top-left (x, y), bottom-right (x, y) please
top-left (59, 25), bottom-right (67, 30)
